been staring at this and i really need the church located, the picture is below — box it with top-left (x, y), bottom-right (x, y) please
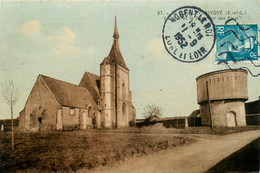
top-left (19, 18), bottom-right (136, 131)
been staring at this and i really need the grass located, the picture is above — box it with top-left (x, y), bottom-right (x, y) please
top-left (1, 125), bottom-right (259, 172)
top-left (0, 130), bottom-right (194, 172)
top-left (179, 125), bottom-right (260, 135)
top-left (136, 123), bottom-right (260, 135)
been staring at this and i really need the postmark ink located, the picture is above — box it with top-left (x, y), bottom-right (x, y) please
top-left (162, 6), bottom-right (216, 63)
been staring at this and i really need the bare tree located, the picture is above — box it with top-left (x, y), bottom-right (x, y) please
top-left (142, 103), bottom-right (163, 119)
top-left (1, 80), bottom-right (19, 150)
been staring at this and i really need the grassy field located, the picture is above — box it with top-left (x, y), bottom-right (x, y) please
top-left (1, 125), bottom-right (259, 172)
top-left (138, 123), bottom-right (260, 135)
top-left (0, 129), bottom-right (194, 172)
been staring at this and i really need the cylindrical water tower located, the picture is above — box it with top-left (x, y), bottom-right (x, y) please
top-left (196, 69), bottom-right (248, 127)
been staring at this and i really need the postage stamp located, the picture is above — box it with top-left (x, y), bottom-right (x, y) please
top-left (215, 24), bottom-right (258, 62)
top-left (162, 6), bottom-right (216, 63)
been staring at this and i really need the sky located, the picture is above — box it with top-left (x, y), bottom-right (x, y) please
top-left (0, 0), bottom-right (259, 119)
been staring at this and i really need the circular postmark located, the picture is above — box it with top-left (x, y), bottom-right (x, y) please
top-left (162, 6), bottom-right (216, 63)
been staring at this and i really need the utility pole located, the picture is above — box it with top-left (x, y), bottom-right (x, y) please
top-left (206, 81), bottom-right (213, 129)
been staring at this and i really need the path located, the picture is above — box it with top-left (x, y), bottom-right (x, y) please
top-left (87, 130), bottom-right (260, 173)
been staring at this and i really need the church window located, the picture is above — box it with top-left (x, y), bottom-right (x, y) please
top-left (70, 108), bottom-right (75, 116)
top-left (88, 107), bottom-right (92, 117)
top-left (122, 103), bottom-right (126, 115)
top-left (122, 81), bottom-right (126, 98)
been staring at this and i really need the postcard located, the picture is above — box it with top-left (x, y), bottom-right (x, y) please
top-left (0, 0), bottom-right (259, 172)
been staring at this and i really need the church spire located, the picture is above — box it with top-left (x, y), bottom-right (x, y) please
top-left (101, 17), bottom-right (128, 70)
top-left (113, 16), bottom-right (119, 39)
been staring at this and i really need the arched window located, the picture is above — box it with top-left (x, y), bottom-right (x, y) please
top-left (122, 103), bottom-right (125, 115)
top-left (88, 107), bottom-right (92, 117)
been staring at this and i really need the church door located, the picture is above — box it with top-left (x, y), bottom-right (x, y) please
top-left (56, 109), bottom-right (63, 130)
top-left (226, 112), bottom-right (236, 127)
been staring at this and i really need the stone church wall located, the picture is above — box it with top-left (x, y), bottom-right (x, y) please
top-left (61, 107), bottom-right (80, 130)
top-left (21, 76), bottom-right (60, 131)
top-left (116, 65), bottom-right (131, 128)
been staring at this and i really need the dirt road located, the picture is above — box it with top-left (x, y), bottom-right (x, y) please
top-left (87, 130), bottom-right (260, 173)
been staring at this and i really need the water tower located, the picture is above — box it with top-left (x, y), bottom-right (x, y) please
top-left (196, 69), bottom-right (248, 127)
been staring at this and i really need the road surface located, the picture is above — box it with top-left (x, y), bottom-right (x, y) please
top-left (86, 130), bottom-right (260, 173)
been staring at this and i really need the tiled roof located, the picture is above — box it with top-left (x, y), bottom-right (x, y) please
top-left (101, 17), bottom-right (128, 70)
top-left (79, 72), bottom-right (100, 102)
top-left (189, 109), bottom-right (200, 118)
top-left (40, 75), bottom-right (97, 109)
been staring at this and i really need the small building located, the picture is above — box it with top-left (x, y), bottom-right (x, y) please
top-left (160, 116), bottom-right (188, 129)
top-left (245, 96), bottom-right (260, 125)
top-left (187, 109), bottom-right (201, 127)
top-left (0, 118), bottom-right (19, 132)
top-left (245, 96), bottom-right (260, 114)
top-left (136, 116), bottom-right (188, 129)
top-left (196, 69), bottom-right (248, 127)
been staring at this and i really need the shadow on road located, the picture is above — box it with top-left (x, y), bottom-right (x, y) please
top-left (207, 137), bottom-right (260, 172)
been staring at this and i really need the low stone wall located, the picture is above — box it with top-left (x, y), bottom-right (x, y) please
top-left (162, 119), bottom-right (186, 129)
top-left (136, 118), bottom-right (188, 129)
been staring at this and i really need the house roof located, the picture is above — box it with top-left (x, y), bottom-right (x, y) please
top-left (161, 116), bottom-right (187, 120)
top-left (79, 72), bottom-right (100, 102)
top-left (101, 17), bottom-right (128, 70)
top-left (147, 115), bottom-right (160, 122)
top-left (189, 109), bottom-right (200, 118)
top-left (40, 75), bottom-right (98, 110)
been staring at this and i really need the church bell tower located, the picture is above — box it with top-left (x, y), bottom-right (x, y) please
top-left (100, 17), bottom-right (135, 128)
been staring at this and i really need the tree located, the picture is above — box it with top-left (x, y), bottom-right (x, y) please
top-left (142, 103), bottom-right (163, 119)
top-left (1, 80), bottom-right (19, 150)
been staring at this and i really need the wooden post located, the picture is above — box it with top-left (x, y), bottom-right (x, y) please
top-left (206, 81), bottom-right (213, 129)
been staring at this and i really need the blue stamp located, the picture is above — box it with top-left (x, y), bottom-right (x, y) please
top-left (215, 24), bottom-right (258, 62)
